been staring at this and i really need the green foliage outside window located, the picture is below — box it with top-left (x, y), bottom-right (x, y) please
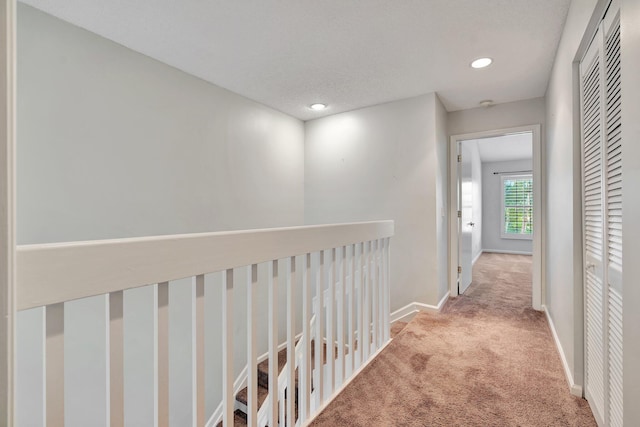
top-left (503, 176), bottom-right (533, 236)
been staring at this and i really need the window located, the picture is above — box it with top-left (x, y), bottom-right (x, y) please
top-left (501, 174), bottom-right (533, 239)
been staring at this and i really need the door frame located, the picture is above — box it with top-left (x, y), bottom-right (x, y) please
top-left (458, 142), bottom-right (474, 295)
top-left (448, 124), bottom-right (543, 310)
top-left (0, 0), bottom-right (17, 424)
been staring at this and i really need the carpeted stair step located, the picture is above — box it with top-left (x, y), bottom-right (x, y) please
top-left (233, 341), bottom-right (340, 421)
top-left (215, 409), bottom-right (247, 427)
top-left (254, 341), bottom-right (338, 392)
top-left (236, 382), bottom-right (270, 408)
top-left (257, 347), bottom-right (290, 390)
top-left (225, 330), bottom-right (391, 425)
top-left (234, 347), bottom-right (298, 419)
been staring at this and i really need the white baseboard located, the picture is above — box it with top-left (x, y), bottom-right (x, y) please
top-left (543, 305), bottom-right (583, 397)
top-left (482, 248), bottom-right (533, 256)
top-left (390, 294), bottom-right (449, 324)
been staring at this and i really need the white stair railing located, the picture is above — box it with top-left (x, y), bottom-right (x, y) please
top-left (16, 221), bottom-right (393, 426)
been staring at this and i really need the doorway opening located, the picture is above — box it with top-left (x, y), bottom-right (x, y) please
top-left (449, 125), bottom-right (543, 310)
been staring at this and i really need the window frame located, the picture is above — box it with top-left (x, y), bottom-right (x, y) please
top-left (500, 173), bottom-right (533, 240)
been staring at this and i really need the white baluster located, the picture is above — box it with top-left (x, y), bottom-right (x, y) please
top-left (314, 251), bottom-right (324, 408)
top-left (45, 302), bottom-right (64, 427)
top-left (326, 249), bottom-right (335, 397)
top-left (109, 291), bottom-right (124, 427)
top-left (286, 257), bottom-right (296, 426)
top-left (372, 240), bottom-right (379, 351)
top-left (377, 240), bottom-right (383, 346)
top-left (363, 242), bottom-right (371, 359)
top-left (279, 387), bottom-right (285, 427)
top-left (155, 282), bottom-right (169, 427)
top-left (355, 243), bottom-right (363, 369)
top-left (222, 269), bottom-right (234, 427)
top-left (247, 265), bottom-right (258, 427)
top-left (300, 253), bottom-right (312, 420)
top-left (347, 244), bottom-right (355, 377)
top-left (378, 239), bottom-right (384, 347)
top-left (383, 238), bottom-right (391, 342)
top-left (192, 275), bottom-right (205, 426)
top-left (377, 240), bottom-right (382, 350)
top-left (336, 246), bottom-right (345, 387)
top-left (267, 260), bottom-right (278, 427)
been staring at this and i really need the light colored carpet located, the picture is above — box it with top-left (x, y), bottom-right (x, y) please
top-left (391, 321), bottom-right (408, 339)
top-left (309, 253), bottom-right (596, 426)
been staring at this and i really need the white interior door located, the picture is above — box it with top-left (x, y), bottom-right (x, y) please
top-left (580, 2), bottom-right (623, 425)
top-left (459, 142), bottom-right (473, 293)
top-left (602, 12), bottom-right (623, 427)
top-left (581, 31), bottom-right (605, 423)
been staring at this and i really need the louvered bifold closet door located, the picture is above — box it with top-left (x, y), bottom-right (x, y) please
top-left (604, 10), bottom-right (623, 427)
top-left (580, 1), bottom-right (623, 425)
top-left (580, 31), bottom-right (605, 424)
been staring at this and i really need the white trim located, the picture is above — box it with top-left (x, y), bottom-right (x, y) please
top-left (390, 294), bottom-right (449, 324)
top-left (500, 234), bottom-right (533, 240)
top-left (482, 249), bottom-right (533, 256)
top-left (390, 303), bottom-right (421, 324)
top-left (543, 305), bottom-right (583, 397)
top-left (302, 338), bottom-right (393, 427)
top-left (449, 125), bottom-right (544, 311)
top-left (0, 0), bottom-right (16, 424)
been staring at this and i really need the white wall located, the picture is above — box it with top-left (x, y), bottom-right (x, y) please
top-left (620, 0), bottom-right (640, 423)
top-left (16, 5), bottom-right (304, 427)
top-left (448, 97), bottom-right (545, 137)
top-left (481, 159), bottom-right (533, 254)
top-left (435, 96), bottom-right (449, 300)
top-left (544, 0), bottom-right (599, 392)
top-left (305, 93), bottom-right (449, 310)
top-left (17, 5), bottom-right (304, 245)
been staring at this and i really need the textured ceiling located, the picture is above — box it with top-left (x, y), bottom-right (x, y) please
top-left (20, 0), bottom-right (571, 121)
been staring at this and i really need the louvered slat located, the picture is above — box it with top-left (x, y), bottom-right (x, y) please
top-left (585, 272), bottom-right (605, 417)
top-left (605, 18), bottom-right (623, 427)
top-left (582, 54), bottom-right (603, 261)
top-left (608, 288), bottom-right (623, 427)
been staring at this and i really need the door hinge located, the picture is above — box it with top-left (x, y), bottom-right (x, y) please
top-left (457, 154), bottom-right (462, 162)
top-left (457, 266), bottom-right (462, 274)
top-left (457, 210), bottom-right (462, 218)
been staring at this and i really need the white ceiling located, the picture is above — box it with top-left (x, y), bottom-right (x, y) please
top-left (20, 0), bottom-right (571, 121)
top-left (470, 133), bottom-right (533, 163)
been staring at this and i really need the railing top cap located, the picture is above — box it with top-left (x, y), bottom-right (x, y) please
top-left (17, 220), bottom-right (394, 310)
top-left (17, 220), bottom-right (394, 250)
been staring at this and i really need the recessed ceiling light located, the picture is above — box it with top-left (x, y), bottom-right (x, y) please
top-left (471, 57), bottom-right (493, 69)
top-left (310, 103), bottom-right (327, 111)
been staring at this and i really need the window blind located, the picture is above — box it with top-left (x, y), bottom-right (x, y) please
top-left (502, 175), bottom-right (533, 236)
